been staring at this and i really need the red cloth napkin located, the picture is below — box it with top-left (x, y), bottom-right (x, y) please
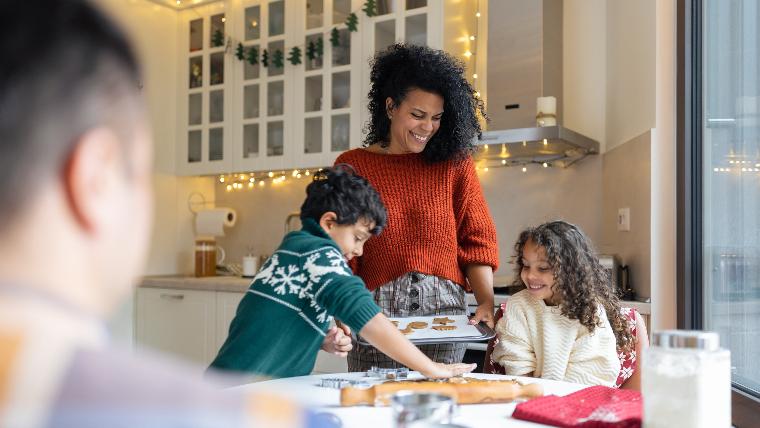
top-left (512, 385), bottom-right (642, 428)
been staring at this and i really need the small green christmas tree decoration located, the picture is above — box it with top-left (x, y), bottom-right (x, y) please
top-left (212, 29), bottom-right (224, 47)
top-left (362, 0), bottom-right (377, 17)
top-left (306, 40), bottom-right (317, 60)
top-left (246, 46), bottom-right (259, 65)
top-left (316, 37), bottom-right (324, 58)
top-left (330, 27), bottom-right (340, 47)
top-left (235, 43), bottom-right (245, 61)
top-left (261, 49), bottom-right (269, 67)
top-left (287, 46), bottom-right (302, 65)
top-left (272, 49), bottom-right (284, 68)
top-left (345, 12), bottom-right (359, 32)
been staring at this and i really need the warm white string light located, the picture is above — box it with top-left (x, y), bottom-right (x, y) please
top-left (470, 1), bottom-right (481, 99)
top-left (218, 167), bottom-right (325, 191)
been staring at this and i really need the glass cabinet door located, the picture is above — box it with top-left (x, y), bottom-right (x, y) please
top-left (179, 3), bottom-right (233, 175)
top-left (233, 0), bottom-right (291, 173)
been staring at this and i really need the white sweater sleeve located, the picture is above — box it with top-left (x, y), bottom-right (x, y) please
top-left (491, 302), bottom-right (536, 376)
top-left (564, 313), bottom-right (621, 387)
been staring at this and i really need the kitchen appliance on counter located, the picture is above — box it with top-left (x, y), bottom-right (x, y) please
top-left (598, 254), bottom-right (635, 299)
top-left (598, 254), bottom-right (621, 293)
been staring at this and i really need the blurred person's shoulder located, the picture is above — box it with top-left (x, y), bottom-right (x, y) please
top-left (46, 344), bottom-right (250, 427)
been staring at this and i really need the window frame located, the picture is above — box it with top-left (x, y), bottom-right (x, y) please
top-left (677, 0), bottom-right (760, 422)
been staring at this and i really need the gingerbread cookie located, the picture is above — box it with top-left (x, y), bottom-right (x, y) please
top-left (432, 325), bottom-right (457, 331)
top-left (390, 320), bottom-right (399, 326)
top-left (399, 327), bottom-right (413, 335)
top-left (433, 317), bottom-right (455, 325)
top-left (408, 321), bottom-right (428, 329)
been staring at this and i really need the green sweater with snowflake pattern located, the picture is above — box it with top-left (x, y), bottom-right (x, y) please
top-left (208, 218), bottom-right (381, 378)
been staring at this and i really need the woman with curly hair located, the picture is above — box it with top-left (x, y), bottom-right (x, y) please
top-left (491, 221), bottom-right (636, 386)
top-left (335, 43), bottom-right (499, 371)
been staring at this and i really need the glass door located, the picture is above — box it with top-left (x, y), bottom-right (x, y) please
top-left (683, 0), bottom-right (760, 421)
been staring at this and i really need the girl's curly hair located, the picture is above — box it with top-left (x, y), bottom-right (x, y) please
top-left (513, 221), bottom-right (635, 353)
top-left (364, 43), bottom-right (487, 163)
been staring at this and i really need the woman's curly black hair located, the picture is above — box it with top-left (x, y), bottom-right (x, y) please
top-left (512, 221), bottom-right (635, 353)
top-left (300, 164), bottom-right (387, 235)
top-left (364, 43), bottom-right (487, 163)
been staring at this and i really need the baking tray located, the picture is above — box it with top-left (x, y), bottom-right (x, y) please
top-left (356, 314), bottom-right (495, 345)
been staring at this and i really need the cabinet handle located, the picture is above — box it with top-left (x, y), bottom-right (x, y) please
top-left (160, 293), bottom-right (185, 300)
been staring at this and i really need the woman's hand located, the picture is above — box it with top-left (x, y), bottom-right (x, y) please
top-left (465, 264), bottom-right (495, 328)
top-left (469, 302), bottom-right (495, 328)
top-left (421, 362), bottom-right (477, 379)
top-left (320, 325), bottom-right (353, 357)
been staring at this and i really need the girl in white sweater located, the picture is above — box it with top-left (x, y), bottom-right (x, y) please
top-left (492, 221), bottom-right (634, 386)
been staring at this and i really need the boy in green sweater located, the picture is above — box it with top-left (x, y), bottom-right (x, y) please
top-left (209, 166), bottom-right (476, 379)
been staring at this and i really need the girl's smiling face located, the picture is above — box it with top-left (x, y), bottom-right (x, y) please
top-left (520, 239), bottom-right (559, 305)
top-left (385, 88), bottom-right (444, 154)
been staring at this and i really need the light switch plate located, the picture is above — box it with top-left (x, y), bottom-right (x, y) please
top-left (617, 207), bottom-right (631, 231)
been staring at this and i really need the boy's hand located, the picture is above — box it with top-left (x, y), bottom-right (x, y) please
top-left (321, 326), bottom-right (353, 357)
top-left (421, 362), bottom-right (477, 379)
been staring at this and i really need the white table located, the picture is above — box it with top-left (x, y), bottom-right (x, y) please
top-left (240, 372), bottom-right (587, 428)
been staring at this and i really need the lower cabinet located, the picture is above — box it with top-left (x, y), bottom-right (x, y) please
top-left (135, 287), bottom-right (350, 374)
top-left (215, 291), bottom-right (245, 350)
top-left (134, 287), bottom-right (244, 370)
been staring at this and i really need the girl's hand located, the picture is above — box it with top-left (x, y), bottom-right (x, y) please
top-left (469, 302), bottom-right (495, 328)
top-left (421, 362), bottom-right (477, 379)
top-left (321, 326), bottom-right (353, 357)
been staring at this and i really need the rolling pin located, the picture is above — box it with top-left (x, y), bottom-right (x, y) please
top-left (340, 378), bottom-right (544, 406)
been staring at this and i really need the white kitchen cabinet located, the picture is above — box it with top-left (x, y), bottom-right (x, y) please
top-left (176, 2), bottom-right (235, 175)
top-left (176, 0), bottom-right (456, 175)
top-left (215, 291), bottom-right (246, 349)
top-left (135, 287), bottom-right (247, 369)
top-left (135, 288), bottom-right (218, 368)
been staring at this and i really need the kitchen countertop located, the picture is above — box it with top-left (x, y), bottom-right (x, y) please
top-left (140, 275), bottom-right (650, 315)
top-left (140, 275), bottom-right (252, 293)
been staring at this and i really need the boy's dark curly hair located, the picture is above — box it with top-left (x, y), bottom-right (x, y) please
top-left (512, 221), bottom-right (635, 353)
top-left (300, 164), bottom-right (387, 235)
top-left (364, 43), bottom-right (487, 163)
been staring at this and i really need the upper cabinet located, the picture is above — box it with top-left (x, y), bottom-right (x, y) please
top-left (176, 0), bottom-right (464, 176)
top-left (177, 2), bottom-right (234, 175)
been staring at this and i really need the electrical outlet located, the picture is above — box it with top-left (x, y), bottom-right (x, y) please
top-left (617, 208), bottom-right (631, 232)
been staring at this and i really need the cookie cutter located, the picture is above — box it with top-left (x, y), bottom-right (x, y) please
top-left (318, 378), bottom-right (371, 389)
top-left (367, 366), bottom-right (409, 380)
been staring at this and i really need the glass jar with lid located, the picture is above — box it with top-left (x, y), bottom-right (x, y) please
top-left (642, 330), bottom-right (731, 428)
top-left (194, 238), bottom-right (225, 277)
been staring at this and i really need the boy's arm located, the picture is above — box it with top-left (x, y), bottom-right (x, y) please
top-left (359, 313), bottom-right (475, 379)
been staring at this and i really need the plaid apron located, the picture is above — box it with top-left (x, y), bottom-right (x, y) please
top-left (347, 272), bottom-right (467, 371)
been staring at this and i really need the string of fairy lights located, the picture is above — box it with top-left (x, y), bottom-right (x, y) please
top-left (218, 168), bottom-right (325, 191)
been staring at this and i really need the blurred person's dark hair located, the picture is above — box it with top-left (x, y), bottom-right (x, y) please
top-left (0, 0), bottom-right (142, 229)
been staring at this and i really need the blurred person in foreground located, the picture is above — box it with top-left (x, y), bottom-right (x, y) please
top-left (0, 1), bottom-right (324, 427)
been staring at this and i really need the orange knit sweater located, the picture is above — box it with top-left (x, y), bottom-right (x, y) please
top-left (335, 149), bottom-right (499, 291)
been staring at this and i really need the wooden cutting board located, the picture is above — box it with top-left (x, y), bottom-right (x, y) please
top-left (340, 377), bottom-right (544, 406)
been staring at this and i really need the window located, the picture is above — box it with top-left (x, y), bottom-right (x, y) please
top-left (679, 0), bottom-right (760, 423)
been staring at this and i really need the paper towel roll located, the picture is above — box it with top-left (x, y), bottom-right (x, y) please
top-left (195, 208), bottom-right (237, 237)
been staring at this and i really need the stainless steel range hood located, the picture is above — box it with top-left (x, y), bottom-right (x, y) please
top-left (474, 126), bottom-right (600, 168)
top-left (477, 0), bottom-right (599, 168)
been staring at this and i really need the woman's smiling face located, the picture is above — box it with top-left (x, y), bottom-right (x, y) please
top-left (385, 88), bottom-right (444, 154)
